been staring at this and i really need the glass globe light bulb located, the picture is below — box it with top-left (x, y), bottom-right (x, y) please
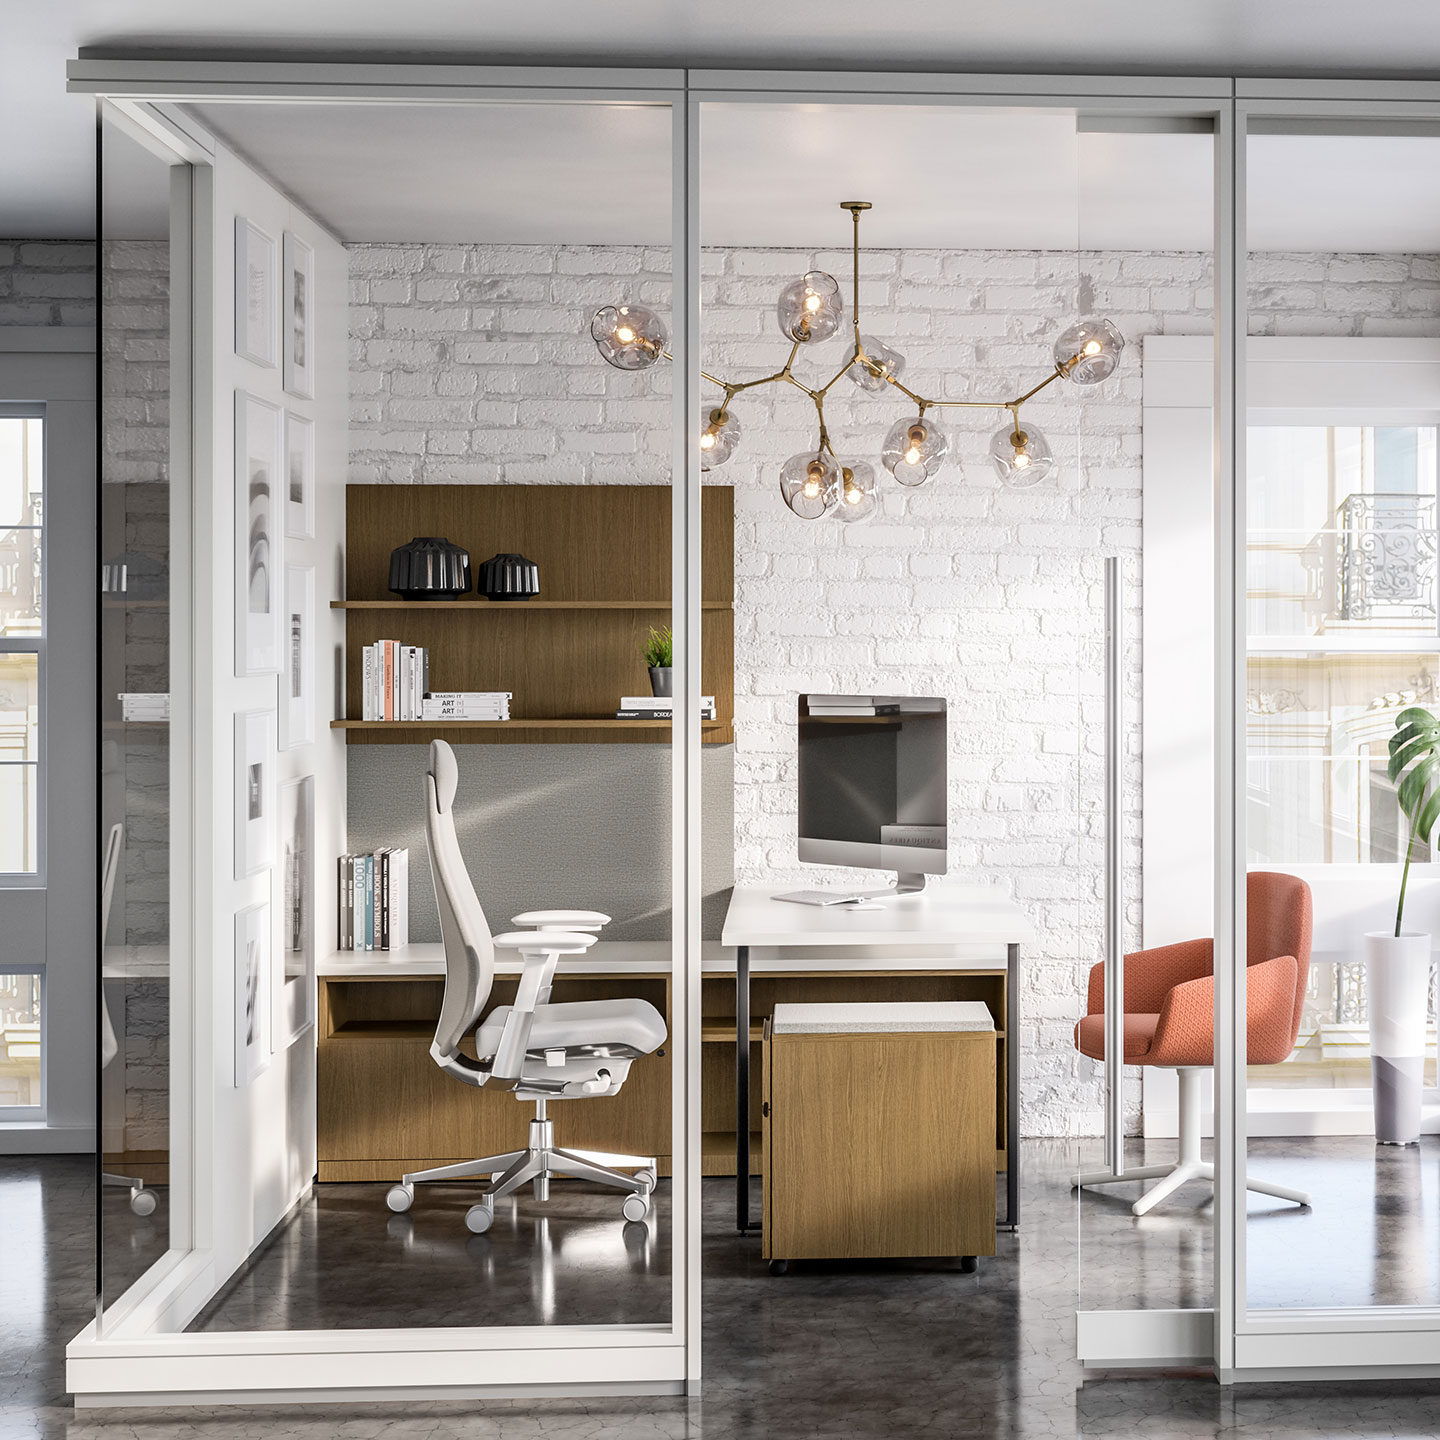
top-left (881, 413), bottom-right (950, 487)
top-left (591, 303), bottom-right (668, 371)
top-left (776, 271), bottom-right (843, 345)
top-left (846, 335), bottom-right (905, 393)
top-left (989, 420), bottom-right (1054, 487)
top-left (832, 459), bottom-right (879, 524)
top-left (780, 451), bottom-right (839, 520)
top-left (1053, 318), bottom-right (1125, 385)
top-left (699, 406), bottom-right (741, 471)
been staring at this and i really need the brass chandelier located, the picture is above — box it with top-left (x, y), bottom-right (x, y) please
top-left (590, 200), bottom-right (1125, 522)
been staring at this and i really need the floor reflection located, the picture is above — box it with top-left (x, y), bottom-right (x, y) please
top-left (190, 1180), bottom-right (670, 1331)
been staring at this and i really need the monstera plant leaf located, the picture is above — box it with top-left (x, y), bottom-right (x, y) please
top-left (1387, 705), bottom-right (1440, 935)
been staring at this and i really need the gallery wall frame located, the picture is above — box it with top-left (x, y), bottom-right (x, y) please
top-left (279, 564), bottom-right (316, 750)
top-left (284, 411), bottom-right (314, 541)
top-left (234, 708), bottom-right (276, 880)
top-left (235, 392), bottom-right (283, 676)
top-left (282, 232), bottom-right (315, 400)
top-left (234, 901), bottom-right (271, 1086)
top-left (234, 217), bottom-right (276, 367)
top-left (275, 775), bottom-right (315, 1048)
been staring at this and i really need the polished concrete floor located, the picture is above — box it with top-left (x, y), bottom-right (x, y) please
top-left (8, 1142), bottom-right (1440, 1438)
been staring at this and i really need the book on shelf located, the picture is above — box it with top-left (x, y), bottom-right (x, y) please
top-left (337, 847), bottom-right (408, 952)
top-left (620, 696), bottom-right (715, 710)
top-left (119, 692), bottom-right (170, 721)
top-left (360, 641), bottom-right (431, 720)
top-left (615, 705), bottom-right (717, 720)
top-left (421, 690), bottom-right (511, 721)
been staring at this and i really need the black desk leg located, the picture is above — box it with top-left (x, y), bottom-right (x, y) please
top-left (1004, 942), bottom-right (1020, 1231)
top-left (736, 944), bottom-right (752, 1232)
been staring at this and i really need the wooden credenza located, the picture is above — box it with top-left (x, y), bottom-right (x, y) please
top-left (316, 946), bottom-right (1012, 1185)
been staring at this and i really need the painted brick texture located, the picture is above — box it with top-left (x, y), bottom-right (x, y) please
top-left (346, 243), bottom-right (1440, 1136)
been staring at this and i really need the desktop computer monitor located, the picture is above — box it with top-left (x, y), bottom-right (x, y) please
top-left (792, 694), bottom-right (947, 900)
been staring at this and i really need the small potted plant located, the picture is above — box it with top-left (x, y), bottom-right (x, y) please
top-left (642, 625), bottom-right (673, 698)
top-left (1372, 705), bottom-right (1440, 1144)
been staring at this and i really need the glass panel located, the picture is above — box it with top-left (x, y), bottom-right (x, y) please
top-left (0, 653), bottom-right (39, 874)
top-left (0, 414), bottom-right (44, 529)
top-left (1245, 126), bottom-right (1440, 1314)
top-left (99, 109), bottom-right (176, 1326)
top-left (0, 972), bottom-right (41, 1108)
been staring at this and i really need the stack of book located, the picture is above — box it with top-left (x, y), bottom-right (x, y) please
top-left (615, 695), bottom-right (717, 720)
top-left (361, 641), bottom-right (430, 721)
top-left (119, 692), bottom-right (170, 722)
top-left (806, 695), bottom-right (899, 717)
top-left (420, 691), bottom-right (511, 722)
top-left (337, 847), bottom-right (409, 952)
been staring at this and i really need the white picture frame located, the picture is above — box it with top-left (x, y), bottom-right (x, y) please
top-left (279, 564), bottom-right (316, 750)
top-left (274, 776), bottom-right (316, 1049)
top-left (236, 391), bottom-right (283, 676)
top-left (235, 217), bottom-right (277, 367)
top-left (284, 410), bottom-right (315, 541)
top-left (282, 231), bottom-right (315, 399)
top-left (234, 708), bottom-right (277, 880)
top-left (235, 901), bottom-right (272, 1086)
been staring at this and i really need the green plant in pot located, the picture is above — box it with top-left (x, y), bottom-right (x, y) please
top-left (643, 625), bottom-right (673, 698)
top-left (1368, 705), bottom-right (1440, 1144)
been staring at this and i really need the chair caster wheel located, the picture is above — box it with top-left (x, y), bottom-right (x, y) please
top-left (622, 1193), bottom-right (651, 1223)
top-left (130, 1188), bottom-right (157, 1217)
top-left (769, 1259), bottom-right (789, 1276)
top-left (959, 1255), bottom-right (978, 1274)
top-left (635, 1167), bottom-right (657, 1195)
top-left (466, 1201), bottom-right (495, 1234)
top-left (386, 1183), bottom-right (414, 1213)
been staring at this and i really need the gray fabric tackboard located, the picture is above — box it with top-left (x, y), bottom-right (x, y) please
top-left (347, 743), bottom-right (735, 943)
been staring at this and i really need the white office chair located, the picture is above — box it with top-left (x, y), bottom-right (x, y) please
top-left (99, 821), bottom-right (157, 1217)
top-left (386, 739), bottom-right (667, 1233)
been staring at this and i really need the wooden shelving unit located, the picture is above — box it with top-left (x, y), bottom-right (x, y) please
top-left (340, 484), bottom-right (734, 745)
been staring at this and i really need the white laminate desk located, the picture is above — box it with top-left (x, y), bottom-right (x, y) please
top-left (721, 884), bottom-right (1035, 1233)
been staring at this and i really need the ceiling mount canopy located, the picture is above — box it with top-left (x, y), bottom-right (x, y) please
top-left (590, 201), bottom-right (1125, 517)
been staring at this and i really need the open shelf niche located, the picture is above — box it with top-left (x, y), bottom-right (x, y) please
top-left (337, 484), bottom-right (734, 744)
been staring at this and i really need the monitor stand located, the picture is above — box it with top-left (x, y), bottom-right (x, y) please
top-left (772, 872), bottom-right (928, 906)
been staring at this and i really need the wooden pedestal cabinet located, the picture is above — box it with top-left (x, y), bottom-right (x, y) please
top-left (762, 1012), bottom-right (997, 1267)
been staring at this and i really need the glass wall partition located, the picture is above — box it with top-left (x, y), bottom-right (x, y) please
top-left (98, 108), bottom-right (182, 1320)
top-left (93, 90), bottom-right (692, 1380)
top-left (1242, 117), bottom-right (1440, 1320)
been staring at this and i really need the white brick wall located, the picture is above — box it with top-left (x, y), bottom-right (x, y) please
top-left (349, 244), bottom-right (1440, 1136)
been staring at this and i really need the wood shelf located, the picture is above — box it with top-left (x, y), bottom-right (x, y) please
top-left (331, 599), bottom-right (731, 611)
top-left (332, 718), bottom-right (728, 733)
top-left (702, 1129), bottom-right (764, 1177)
top-left (702, 1022), bottom-right (765, 1043)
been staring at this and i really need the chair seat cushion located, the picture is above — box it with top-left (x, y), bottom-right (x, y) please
top-left (476, 997), bottom-right (667, 1060)
top-left (1074, 1012), bottom-right (1159, 1061)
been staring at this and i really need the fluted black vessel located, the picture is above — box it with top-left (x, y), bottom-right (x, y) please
top-left (388, 537), bottom-right (471, 600)
top-left (477, 552), bottom-right (541, 602)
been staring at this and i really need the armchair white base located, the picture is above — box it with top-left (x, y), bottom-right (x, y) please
top-left (1074, 1067), bottom-right (1313, 1216)
top-left (386, 1100), bottom-right (657, 1230)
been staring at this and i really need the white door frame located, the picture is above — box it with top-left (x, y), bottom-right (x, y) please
top-left (0, 334), bottom-right (96, 1152)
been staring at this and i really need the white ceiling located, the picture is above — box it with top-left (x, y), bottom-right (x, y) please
top-left (179, 101), bottom-right (1440, 254)
top-left (10, 0), bottom-right (1440, 239)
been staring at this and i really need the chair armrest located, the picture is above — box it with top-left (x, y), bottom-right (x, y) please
top-left (1086, 937), bottom-right (1215, 1017)
top-left (1147, 953), bottom-right (1298, 1069)
top-left (487, 931), bottom-right (599, 1086)
top-left (511, 909), bottom-right (611, 932)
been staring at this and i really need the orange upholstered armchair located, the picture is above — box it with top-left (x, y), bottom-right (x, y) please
top-left (1073, 870), bottom-right (1314, 1216)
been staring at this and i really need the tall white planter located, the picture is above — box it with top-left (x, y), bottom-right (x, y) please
top-left (1365, 930), bottom-right (1432, 1145)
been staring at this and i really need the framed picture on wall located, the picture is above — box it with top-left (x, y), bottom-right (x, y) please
top-left (234, 901), bottom-right (271, 1086)
top-left (284, 410), bottom-right (314, 540)
top-left (235, 217), bottom-right (277, 367)
top-left (282, 231), bottom-right (315, 399)
top-left (275, 776), bottom-right (316, 1049)
top-left (279, 564), bottom-right (315, 750)
top-left (234, 708), bottom-right (277, 880)
top-left (236, 391), bottom-right (283, 676)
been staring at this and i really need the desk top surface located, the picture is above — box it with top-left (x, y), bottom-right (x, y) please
top-left (721, 883), bottom-right (1034, 948)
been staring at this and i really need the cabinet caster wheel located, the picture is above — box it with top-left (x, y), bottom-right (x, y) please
top-left (635, 1167), bottom-right (657, 1195)
top-left (130, 1188), bottom-right (157, 1217)
top-left (622, 1193), bottom-right (651, 1223)
top-left (466, 1201), bottom-right (495, 1234)
top-left (769, 1259), bottom-right (789, 1276)
top-left (959, 1255), bottom-right (978, 1274)
top-left (386, 1183), bottom-right (414, 1213)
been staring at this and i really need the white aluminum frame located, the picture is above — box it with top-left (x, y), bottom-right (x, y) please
top-left (63, 55), bottom-right (1440, 1401)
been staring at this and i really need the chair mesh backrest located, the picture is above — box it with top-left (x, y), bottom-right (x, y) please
top-left (424, 740), bottom-right (495, 1061)
top-left (1247, 870), bottom-right (1313, 1047)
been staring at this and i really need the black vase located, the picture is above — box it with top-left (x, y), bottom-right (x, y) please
top-left (477, 553), bottom-right (541, 602)
top-left (388, 537), bottom-right (471, 601)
